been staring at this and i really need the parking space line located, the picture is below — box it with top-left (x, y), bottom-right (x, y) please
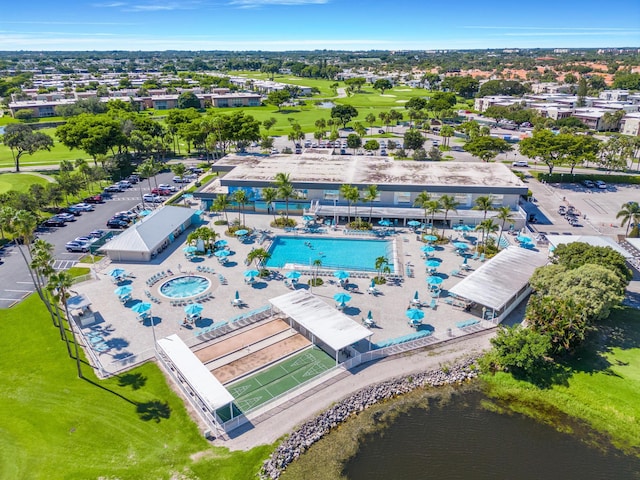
top-left (5, 289), bottom-right (33, 293)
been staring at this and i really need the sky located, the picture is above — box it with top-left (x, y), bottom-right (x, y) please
top-left (1, 0), bottom-right (639, 51)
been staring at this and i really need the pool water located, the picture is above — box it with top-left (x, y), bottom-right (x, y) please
top-left (265, 236), bottom-right (394, 272)
top-left (159, 275), bottom-right (211, 298)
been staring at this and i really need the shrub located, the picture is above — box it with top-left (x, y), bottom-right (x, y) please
top-left (347, 219), bottom-right (372, 230)
top-left (308, 278), bottom-right (324, 287)
top-left (271, 216), bottom-right (297, 228)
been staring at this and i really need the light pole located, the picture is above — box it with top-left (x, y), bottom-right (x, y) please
top-left (333, 198), bottom-right (338, 227)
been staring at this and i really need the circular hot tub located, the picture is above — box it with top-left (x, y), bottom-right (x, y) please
top-left (159, 275), bottom-right (211, 299)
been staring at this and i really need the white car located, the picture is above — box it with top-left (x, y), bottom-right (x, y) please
top-left (512, 160), bottom-right (529, 167)
top-left (143, 194), bottom-right (163, 203)
top-left (595, 180), bottom-right (607, 189)
top-left (158, 183), bottom-right (177, 192)
top-left (73, 203), bottom-right (95, 212)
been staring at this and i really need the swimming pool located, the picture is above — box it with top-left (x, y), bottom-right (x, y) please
top-left (265, 236), bottom-right (395, 272)
top-left (159, 275), bottom-right (211, 298)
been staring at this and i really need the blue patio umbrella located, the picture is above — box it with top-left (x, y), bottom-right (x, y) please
top-left (405, 308), bottom-right (425, 321)
top-left (407, 220), bottom-right (421, 227)
top-left (285, 271), bottom-right (302, 279)
top-left (114, 285), bottom-right (132, 296)
top-left (370, 279), bottom-right (376, 288)
top-left (184, 303), bottom-right (204, 316)
top-left (108, 268), bottom-right (126, 278)
top-left (454, 224), bottom-right (473, 232)
top-left (421, 245), bottom-right (436, 253)
top-left (183, 193), bottom-right (194, 199)
top-left (302, 215), bottom-right (314, 222)
top-left (413, 291), bottom-right (420, 301)
top-left (214, 249), bottom-right (230, 258)
top-left (235, 229), bottom-right (249, 237)
top-left (378, 219), bottom-right (391, 227)
top-left (453, 242), bottom-right (469, 250)
top-left (214, 239), bottom-right (228, 248)
top-left (423, 234), bottom-right (438, 242)
top-left (139, 209), bottom-right (153, 217)
top-left (462, 257), bottom-right (468, 265)
top-left (517, 235), bottom-right (533, 244)
top-left (235, 290), bottom-right (240, 300)
top-left (425, 259), bottom-right (441, 268)
top-left (333, 270), bottom-right (350, 280)
top-left (367, 310), bottom-right (373, 320)
top-left (183, 245), bottom-right (197, 253)
top-left (131, 302), bottom-right (152, 314)
top-left (244, 269), bottom-right (260, 278)
top-left (333, 292), bottom-right (352, 304)
top-left (427, 276), bottom-right (443, 286)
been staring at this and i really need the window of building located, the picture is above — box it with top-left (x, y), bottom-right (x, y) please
top-left (324, 190), bottom-right (339, 201)
top-left (395, 192), bottom-right (411, 204)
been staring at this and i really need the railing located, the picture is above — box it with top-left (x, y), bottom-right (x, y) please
top-left (71, 273), bottom-right (94, 285)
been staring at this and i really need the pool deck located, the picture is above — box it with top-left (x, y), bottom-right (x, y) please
top-left (72, 212), bottom-right (536, 378)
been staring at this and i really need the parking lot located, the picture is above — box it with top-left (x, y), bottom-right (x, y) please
top-left (0, 170), bottom-right (177, 308)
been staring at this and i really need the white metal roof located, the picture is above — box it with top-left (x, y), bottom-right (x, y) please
top-left (269, 290), bottom-right (372, 352)
top-left (449, 247), bottom-right (548, 311)
top-left (546, 235), bottom-right (632, 259)
top-left (100, 206), bottom-right (194, 255)
top-left (157, 334), bottom-right (234, 411)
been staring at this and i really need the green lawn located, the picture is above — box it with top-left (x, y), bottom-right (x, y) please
top-left (0, 295), bottom-right (273, 479)
top-left (482, 307), bottom-right (640, 456)
top-left (0, 173), bottom-right (50, 194)
top-left (0, 127), bottom-right (90, 170)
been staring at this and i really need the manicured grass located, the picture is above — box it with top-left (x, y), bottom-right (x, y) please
top-left (0, 294), bottom-right (273, 479)
top-left (0, 127), bottom-right (90, 169)
top-left (482, 307), bottom-right (640, 456)
top-left (0, 173), bottom-right (50, 194)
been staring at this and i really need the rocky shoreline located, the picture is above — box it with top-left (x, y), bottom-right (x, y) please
top-left (260, 356), bottom-right (480, 479)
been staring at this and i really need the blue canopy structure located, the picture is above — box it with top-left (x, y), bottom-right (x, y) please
top-left (183, 245), bottom-right (197, 253)
top-left (244, 269), bottom-right (260, 278)
top-left (333, 292), bottom-right (352, 304)
top-left (407, 220), bottom-right (421, 227)
top-left (285, 271), bottom-right (301, 279)
top-left (425, 259), bottom-right (441, 268)
top-left (333, 270), bottom-right (350, 280)
top-left (405, 309), bottom-right (425, 321)
top-left (131, 302), bottom-right (152, 314)
top-left (114, 285), bottom-right (132, 296)
top-left (108, 268), bottom-right (126, 278)
top-left (235, 229), bottom-right (249, 237)
top-left (427, 276), bottom-right (443, 286)
top-left (184, 303), bottom-right (204, 316)
top-left (214, 249), bottom-right (230, 258)
top-left (214, 240), bottom-right (228, 248)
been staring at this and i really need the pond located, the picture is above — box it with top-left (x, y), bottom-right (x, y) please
top-left (344, 391), bottom-right (640, 480)
top-left (317, 101), bottom-right (335, 109)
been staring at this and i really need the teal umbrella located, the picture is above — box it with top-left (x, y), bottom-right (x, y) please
top-left (413, 291), bottom-right (420, 301)
top-left (214, 239), bottom-right (228, 248)
top-left (114, 285), bottom-right (132, 296)
top-left (333, 292), bottom-right (352, 304)
top-left (405, 309), bottom-right (425, 321)
top-left (454, 225), bottom-right (473, 232)
top-left (427, 276), bottom-right (443, 286)
top-left (453, 242), bottom-right (469, 250)
top-left (184, 303), bottom-right (204, 316)
top-left (214, 249), bottom-right (230, 257)
top-left (131, 302), bottom-right (152, 314)
top-left (370, 279), bottom-right (376, 288)
top-left (244, 269), bottom-right (260, 278)
top-left (425, 259), bottom-right (441, 268)
top-left (421, 245), bottom-right (435, 253)
top-left (407, 220), bottom-right (421, 227)
top-left (423, 234), bottom-right (438, 242)
top-left (183, 245), bottom-right (197, 253)
top-left (235, 229), bottom-right (249, 236)
top-left (333, 270), bottom-right (350, 280)
top-left (109, 268), bottom-right (126, 278)
top-left (235, 290), bottom-right (240, 300)
top-left (285, 271), bottom-right (301, 279)
top-left (378, 219), bottom-right (391, 227)
top-left (367, 310), bottom-right (373, 320)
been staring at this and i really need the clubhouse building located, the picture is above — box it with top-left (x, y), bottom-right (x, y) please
top-left (194, 153), bottom-right (529, 229)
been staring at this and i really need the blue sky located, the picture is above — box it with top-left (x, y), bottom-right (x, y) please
top-left (2, 0), bottom-right (639, 51)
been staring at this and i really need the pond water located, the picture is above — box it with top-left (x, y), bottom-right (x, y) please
top-left (344, 391), bottom-right (640, 480)
top-left (317, 101), bottom-right (336, 109)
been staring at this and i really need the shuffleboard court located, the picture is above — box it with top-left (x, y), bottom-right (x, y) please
top-left (194, 318), bottom-right (289, 363)
top-left (217, 346), bottom-right (335, 422)
top-left (212, 333), bottom-right (310, 384)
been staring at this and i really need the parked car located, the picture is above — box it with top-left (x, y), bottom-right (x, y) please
top-left (73, 203), bottom-right (95, 212)
top-left (60, 206), bottom-right (82, 216)
top-left (106, 218), bottom-right (129, 229)
top-left (104, 184), bottom-right (122, 193)
top-left (127, 175), bottom-right (140, 184)
top-left (89, 229), bottom-right (106, 238)
top-left (158, 183), bottom-right (177, 192)
top-left (151, 188), bottom-right (171, 196)
top-left (295, 148), bottom-right (302, 154)
top-left (172, 176), bottom-right (189, 183)
top-left (270, 148), bottom-right (279, 155)
top-left (143, 194), bottom-right (163, 203)
top-left (595, 180), bottom-right (607, 189)
top-left (110, 214), bottom-right (132, 224)
top-left (116, 210), bottom-right (138, 220)
top-left (117, 180), bottom-right (132, 189)
top-left (54, 213), bottom-right (76, 222)
top-left (74, 236), bottom-right (97, 244)
top-left (83, 194), bottom-right (103, 204)
top-left (65, 241), bottom-right (89, 253)
top-left (582, 179), bottom-right (595, 188)
top-left (512, 160), bottom-right (529, 167)
top-left (42, 217), bottom-right (66, 227)
top-left (189, 167), bottom-right (204, 174)
top-left (380, 149), bottom-right (388, 156)
top-left (378, 129), bottom-right (385, 134)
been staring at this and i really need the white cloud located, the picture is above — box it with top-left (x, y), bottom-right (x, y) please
top-left (229, 0), bottom-right (328, 8)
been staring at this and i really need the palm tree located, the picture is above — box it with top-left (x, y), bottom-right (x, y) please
top-left (440, 194), bottom-right (459, 234)
top-left (48, 270), bottom-right (83, 378)
top-left (30, 239), bottom-right (58, 326)
top-left (495, 206), bottom-right (515, 250)
top-left (171, 163), bottom-right (187, 198)
top-left (413, 190), bottom-right (431, 226)
top-left (312, 258), bottom-right (322, 288)
top-left (374, 256), bottom-right (390, 283)
top-left (139, 160), bottom-right (156, 193)
top-left (8, 210), bottom-right (43, 302)
top-left (425, 199), bottom-right (442, 232)
top-left (275, 172), bottom-right (295, 220)
top-left (440, 125), bottom-right (455, 147)
top-left (246, 247), bottom-right (271, 268)
top-left (340, 184), bottom-right (358, 224)
top-left (232, 189), bottom-right (249, 226)
top-left (475, 218), bottom-right (499, 246)
top-left (617, 201), bottom-right (640, 237)
top-left (261, 187), bottom-right (278, 222)
top-left (212, 194), bottom-right (230, 224)
top-left (473, 195), bottom-right (494, 220)
top-left (362, 184), bottom-right (379, 223)
top-left (0, 205), bottom-right (16, 241)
